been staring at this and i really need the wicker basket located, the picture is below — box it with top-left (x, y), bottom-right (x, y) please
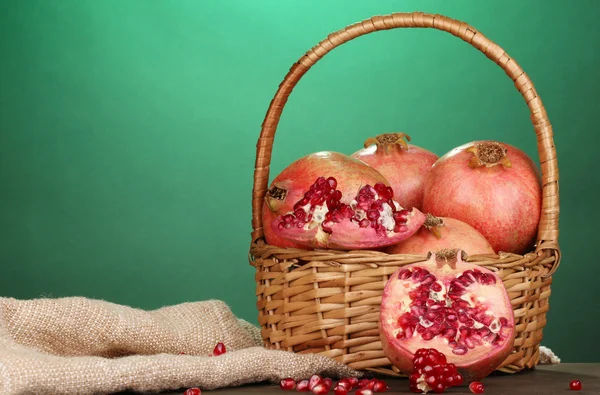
top-left (248, 12), bottom-right (561, 376)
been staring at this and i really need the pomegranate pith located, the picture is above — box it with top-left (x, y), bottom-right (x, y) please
top-left (380, 249), bottom-right (515, 382)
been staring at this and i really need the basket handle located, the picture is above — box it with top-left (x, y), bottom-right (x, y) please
top-left (250, 12), bottom-right (561, 275)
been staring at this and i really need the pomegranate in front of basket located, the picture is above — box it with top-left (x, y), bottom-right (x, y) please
top-left (262, 151), bottom-right (426, 249)
top-left (380, 249), bottom-right (515, 383)
top-left (422, 140), bottom-right (542, 254)
top-left (351, 133), bottom-right (438, 211)
top-left (385, 214), bottom-right (496, 256)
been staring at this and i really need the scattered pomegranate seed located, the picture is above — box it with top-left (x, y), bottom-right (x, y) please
top-left (322, 378), bottom-right (333, 389)
top-left (333, 384), bottom-right (349, 395)
top-left (372, 379), bottom-right (389, 393)
top-left (297, 379), bottom-right (310, 392)
top-left (469, 381), bottom-right (485, 394)
top-left (355, 389), bottom-right (374, 395)
top-left (212, 342), bottom-right (226, 356)
top-left (570, 380), bottom-right (582, 390)
top-left (280, 378), bottom-right (296, 390)
top-left (308, 375), bottom-right (322, 391)
top-left (178, 352), bottom-right (186, 355)
top-left (311, 383), bottom-right (329, 394)
top-left (183, 388), bottom-right (201, 395)
top-left (337, 379), bottom-right (351, 390)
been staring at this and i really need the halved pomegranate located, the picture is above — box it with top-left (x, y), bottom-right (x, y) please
top-left (263, 151), bottom-right (425, 249)
top-left (380, 249), bottom-right (515, 382)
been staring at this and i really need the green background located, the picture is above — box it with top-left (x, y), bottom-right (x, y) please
top-left (1, 0), bottom-right (598, 363)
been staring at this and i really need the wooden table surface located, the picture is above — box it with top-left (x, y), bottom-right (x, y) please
top-left (133, 363), bottom-right (600, 395)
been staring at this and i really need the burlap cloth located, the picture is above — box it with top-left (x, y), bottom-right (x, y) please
top-left (0, 297), bottom-right (361, 395)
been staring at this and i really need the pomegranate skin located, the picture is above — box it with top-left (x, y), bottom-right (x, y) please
top-left (351, 133), bottom-right (438, 211)
top-left (263, 151), bottom-right (426, 250)
top-left (385, 215), bottom-right (496, 256)
top-left (380, 249), bottom-right (515, 383)
top-left (422, 141), bottom-right (542, 255)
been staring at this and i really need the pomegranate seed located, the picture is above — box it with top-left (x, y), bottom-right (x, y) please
top-left (355, 389), bottom-right (373, 395)
top-left (372, 379), bottom-right (389, 392)
top-left (469, 381), bottom-right (485, 394)
top-left (183, 388), bottom-right (201, 395)
top-left (297, 379), bottom-right (310, 392)
top-left (311, 384), bottom-right (329, 394)
top-left (570, 380), bottom-right (582, 390)
top-left (178, 351), bottom-right (186, 355)
top-left (347, 377), bottom-right (359, 388)
top-left (357, 378), bottom-right (371, 388)
top-left (280, 378), bottom-right (296, 390)
top-left (322, 378), bottom-right (333, 389)
top-left (336, 379), bottom-right (351, 389)
top-left (212, 342), bottom-right (226, 356)
top-left (333, 385), bottom-right (348, 395)
top-left (308, 375), bottom-right (322, 391)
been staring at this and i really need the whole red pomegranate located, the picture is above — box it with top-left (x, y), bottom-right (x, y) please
top-left (422, 141), bottom-right (542, 254)
top-left (262, 151), bottom-right (426, 250)
top-left (380, 249), bottom-right (515, 383)
top-left (351, 133), bottom-right (438, 211)
top-left (385, 214), bottom-right (496, 256)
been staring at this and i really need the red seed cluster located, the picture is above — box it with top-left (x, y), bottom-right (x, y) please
top-left (279, 375), bottom-right (388, 394)
top-left (278, 176), bottom-right (408, 235)
top-left (395, 267), bottom-right (510, 356)
top-left (409, 348), bottom-right (463, 394)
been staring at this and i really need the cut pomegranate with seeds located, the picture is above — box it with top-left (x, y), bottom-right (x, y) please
top-left (380, 249), bottom-right (515, 382)
top-left (408, 348), bottom-right (463, 394)
top-left (469, 381), bottom-right (485, 394)
top-left (570, 380), bottom-right (582, 390)
top-left (280, 378), bottom-right (296, 390)
top-left (183, 388), bottom-right (201, 395)
top-left (308, 374), bottom-right (322, 390)
top-left (263, 156), bottom-right (427, 250)
top-left (297, 379), bottom-right (310, 392)
top-left (212, 342), bottom-right (226, 356)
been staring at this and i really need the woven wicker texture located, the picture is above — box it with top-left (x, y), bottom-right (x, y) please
top-left (249, 12), bottom-right (560, 376)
